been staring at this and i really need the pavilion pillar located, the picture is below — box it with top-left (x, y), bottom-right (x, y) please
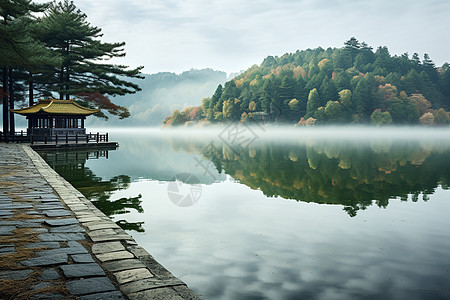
top-left (2, 67), bottom-right (9, 137)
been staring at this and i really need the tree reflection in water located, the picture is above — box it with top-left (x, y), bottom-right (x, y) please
top-left (194, 139), bottom-right (450, 216)
top-left (39, 150), bottom-right (145, 232)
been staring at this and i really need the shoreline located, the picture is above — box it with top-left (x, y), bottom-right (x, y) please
top-left (0, 143), bottom-right (200, 299)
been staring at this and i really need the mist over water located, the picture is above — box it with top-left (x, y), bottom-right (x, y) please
top-left (95, 125), bottom-right (450, 143)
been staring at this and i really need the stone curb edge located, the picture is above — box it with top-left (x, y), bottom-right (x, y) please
top-left (22, 145), bottom-right (201, 300)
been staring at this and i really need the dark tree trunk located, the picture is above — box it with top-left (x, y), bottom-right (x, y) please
top-left (65, 67), bottom-right (70, 100)
top-left (60, 66), bottom-right (65, 100)
top-left (29, 72), bottom-right (34, 106)
top-left (65, 45), bottom-right (70, 100)
top-left (2, 67), bottom-right (9, 138)
top-left (9, 67), bottom-right (15, 135)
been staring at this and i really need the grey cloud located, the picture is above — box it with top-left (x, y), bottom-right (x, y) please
top-left (67, 0), bottom-right (450, 73)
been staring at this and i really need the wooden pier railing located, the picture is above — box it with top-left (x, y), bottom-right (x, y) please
top-left (0, 131), bottom-right (109, 145)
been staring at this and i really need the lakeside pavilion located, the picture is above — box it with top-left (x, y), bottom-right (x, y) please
top-left (11, 99), bottom-right (99, 140)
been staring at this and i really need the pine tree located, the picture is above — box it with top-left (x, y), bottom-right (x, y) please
top-left (37, 0), bottom-right (143, 117)
top-left (306, 88), bottom-right (321, 118)
top-left (319, 76), bottom-right (338, 106)
top-left (0, 0), bottom-right (49, 134)
top-left (352, 79), bottom-right (370, 119)
top-left (344, 37), bottom-right (361, 67)
top-left (210, 84), bottom-right (223, 112)
top-left (422, 53), bottom-right (439, 83)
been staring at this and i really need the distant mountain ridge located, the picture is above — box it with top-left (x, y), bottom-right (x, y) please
top-left (86, 68), bottom-right (227, 127)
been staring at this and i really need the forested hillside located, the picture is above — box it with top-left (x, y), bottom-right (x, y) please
top-left (163, 38), bottom-right (450, 126)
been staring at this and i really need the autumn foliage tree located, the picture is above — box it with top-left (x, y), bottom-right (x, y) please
top-left (163, 37), bottom-right (450, 126)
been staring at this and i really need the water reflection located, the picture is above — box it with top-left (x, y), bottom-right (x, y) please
top-left (38, 129), bottom-right (450, 299)
top-left (170, 137), bottom-right (450, 216)
top-left (38, 135), bottom-right (450, 219)
top-left (39, 149), bottom-right (145, 232)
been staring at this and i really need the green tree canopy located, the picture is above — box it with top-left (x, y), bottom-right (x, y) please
top-left (37, 0), bottom-right (143, 117)
top-left (163, 38), bottom-right (450, 127)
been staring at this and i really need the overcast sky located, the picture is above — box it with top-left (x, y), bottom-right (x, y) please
top-left (55, 0), bottom-right (450, 75)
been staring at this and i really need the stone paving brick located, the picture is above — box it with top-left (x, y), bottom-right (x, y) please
top-left (89, 234), bottom-right (134, 243)
top-left (120, 278), bottom-right (186, 294)
top-left (0, 246), bottom-right (15, 254)
top-left (84, 222), bottom-right (121, 231)
top-left (125, 240), bottom-right (138, 246)
top-left (39, 232), bottom-right (85, 241)
top-left (44, 218), bottom-right (78, 226)
top-left (32, 281), bottom-right (52, 291)
top-left (60, 263), bottom-right (105, 278)
top-left (0, 220), bottom-right (43, 228)
top-left (0, 203), bottom-right (33, 209)
top-left (95, 250), bottom-right (135, 262)
top-left (0, 269), bottom-right (33, 280)
top-left (128, 287), bottom-right (185, 300)
top-left (20, 253), bottom-right (68, 267)
top-left (49, 224), bottom-right (85, 233)
top-left (113, 268), bottom-right (154, 284)
top-left (66, 277), bottom-right (116, 295)
top-left (102, 259), bottom-right (147, 272)
top-left (68, 204), bottom-right (89, 210)
top-left (29, 293), bottom-right (66, 299)
top-left (25, 211), bottom-right (43, 215)
top-left (0, 210), bottom-right (13, 217)
top-left (72, 253), bottom-right (95, 263)
top-left (24, 241), bottom-right (60, 249)
top-left (172, 285), bottom-right (201, 300)
top-left (88, 228), bottom-right (116, 237)
top-left (78, 291), bottom-right (125, 300)
top-left (73, 210), bottom-right (96, 216)
top-left (92, 241), bottom-right (125, 254)
top-left (77, 216), bottom-right (102, 223)
top-left (36, 204), bottom-right (64, 210)
top-left (32, 228), bottom-right (49, 233)
top-left (36, 245), bottom-right (88, 256)
top-left (39, 269), bottom-right (60, 280)
top-left (44, 209), bottom-right (72, 217)
top-left (0, 225), bottom-right (17, 235)
top-left (40, 198), bottom-right (62, 203)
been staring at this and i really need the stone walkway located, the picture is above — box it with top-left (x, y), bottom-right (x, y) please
top-left (0, 143), bottom-right (200, 300)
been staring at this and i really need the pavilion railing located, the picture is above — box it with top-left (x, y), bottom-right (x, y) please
top-left (0, 131), bottom-right (28, 143)
top-left (0, 131), bottom-right (109, 145)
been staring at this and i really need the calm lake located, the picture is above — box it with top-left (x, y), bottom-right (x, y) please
top-left (39, 126), bottom-right (450, 300)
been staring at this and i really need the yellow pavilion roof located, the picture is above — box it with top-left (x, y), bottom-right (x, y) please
top-left (11, 99), bottom-right (100, 116)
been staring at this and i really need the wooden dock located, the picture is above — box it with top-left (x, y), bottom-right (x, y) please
top-left (30, 141), bottom-right (119, 151)
top-left (1, 131), bottom-right (118, 150)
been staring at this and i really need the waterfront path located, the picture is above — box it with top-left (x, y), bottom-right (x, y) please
top-left (0, 143), bottom-right (200, 300)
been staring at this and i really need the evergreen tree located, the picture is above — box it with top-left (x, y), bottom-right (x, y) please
top-left (344, 37), bottom-right (361, 67)
top-left (352, 79), bottom-right (370, 119)
top-left (261, 78), bottom-right (275, 115)
top-left (306, 88), bottom-right (321, 118)
top-left (210, 84), bottom-right (223, 108)
top-left (411, 53), bottom-right (421, 69)
top-left (319, 76), bottom-right (338, 105)
top-left (422, 53), bottom-right (439, 83)
top-left (37, 0), bottom-right (143, 117)
top-left (0, 0), bottom-right (49, 134)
